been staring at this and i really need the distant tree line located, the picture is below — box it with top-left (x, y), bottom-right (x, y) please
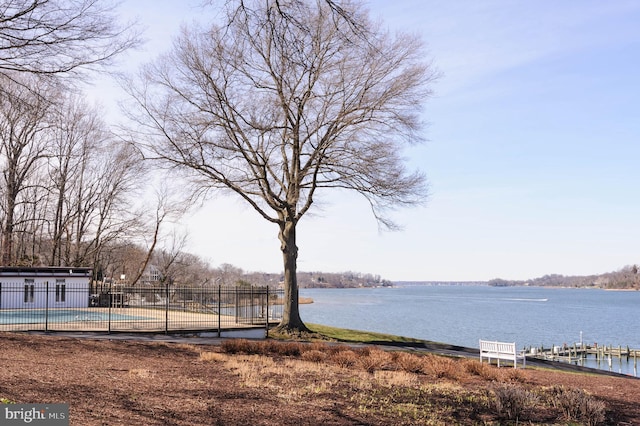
top-left (298, 272), bottom-right (392, 289)
top-left (179, 261), bottom-right (392, 290)
top-left (488, 264), bottom-right (640, 290)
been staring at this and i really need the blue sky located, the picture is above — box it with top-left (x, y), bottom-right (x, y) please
top-left (93, 1), bottom-right (640, 281)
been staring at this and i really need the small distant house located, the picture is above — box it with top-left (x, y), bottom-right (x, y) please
top-left (141, 265), bottom-right (163, 286)
top-left (0, 267), bottom-right (92, 309)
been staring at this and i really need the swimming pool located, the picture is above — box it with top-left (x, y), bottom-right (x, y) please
top-left (0, 309), bottom-right (152, 324)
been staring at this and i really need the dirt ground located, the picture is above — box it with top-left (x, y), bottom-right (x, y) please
top-left (1, 332), bottom-right (639, 425)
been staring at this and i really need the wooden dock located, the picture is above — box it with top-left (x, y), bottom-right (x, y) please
top-left (526, 344), bottom-right (640, 374)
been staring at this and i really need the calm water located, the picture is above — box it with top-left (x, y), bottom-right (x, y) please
top-left (300, 285), bottom-right (640, 375)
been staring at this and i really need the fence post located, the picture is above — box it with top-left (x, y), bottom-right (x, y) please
top-left (265, 286), bottom-right (269, 335)
top-left (108, 281), bottom-right (112, 334)
top-left (45, 281), bottom-right (49, 332)
top-left (165, 280), bottom-right (169, 334)
top-left (250, 285), bottom-right (254, 325)
top-left (235, 286), bottom-right (239, 323)
top-left (217, 285), bottom-right (221, 338)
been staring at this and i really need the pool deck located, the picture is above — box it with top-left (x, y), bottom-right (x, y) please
top-left (0, 307), bottom-right (272, 337)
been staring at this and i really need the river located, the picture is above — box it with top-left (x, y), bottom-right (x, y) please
top-left (300, 284), bottom-right (640, 376)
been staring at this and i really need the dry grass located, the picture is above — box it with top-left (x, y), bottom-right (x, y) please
top-left (199, 351), bottom-right (227, 362)
top-left (199, 347), bottom-right (609, 425)
top-left (374, 370), bottom-right (420, 388)
top-left (212, 338), bottom-right (615, 425)
top-left (128, 368), bottom-right (154, 379)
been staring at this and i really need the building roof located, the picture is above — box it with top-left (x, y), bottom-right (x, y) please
top-left (0, 267), bottom-right (92, 277)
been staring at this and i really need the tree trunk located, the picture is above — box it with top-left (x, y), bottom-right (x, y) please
top-left (1, 195), bottom-right (16, 265)
top-left (274, 218), bottom-right (309, 333)
top-left (1, 222), bottom-right (14, 265)
top-left (52, 181), bottom-right (66, 266)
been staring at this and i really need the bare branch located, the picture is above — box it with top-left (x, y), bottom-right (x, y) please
top-left (0, 0), bottom-right (140, 77)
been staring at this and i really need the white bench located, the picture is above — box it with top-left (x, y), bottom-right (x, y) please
top-left (479, 340), bottom-right (526, 369)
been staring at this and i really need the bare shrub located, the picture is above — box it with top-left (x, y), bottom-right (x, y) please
top-left (463, 359), bottom-right (498, 381)
top-left (549, 386), bottom-right (584, 419)
top-left (260, 340), bottom-right (282, 354)
top-left (358, 355), bottom-right (381, 374)
top-left (581, 398), bottom-right (607, 426)
top-left (423, 355), bottom-right (459, 379)
top-left (301, 350), bottom-right (328, 363)
top-left (549, 386), bottom-right (606, 425)
top-left (269, 341), bottom-right (302, 356)
top-left (221, 339), bottom-right (267, 354)
top-left (261, 340), bottom-right (306, 356)
top-left (307, 342), bottom-right (330, 352)
top-left (221, 339), bottom-right (304, 356)
top-left (331, 350), bottom-right (358, 368)
top-left (355, 346), bottom-right (371, 357)
top-left (358, 348), bottom-right (393, 373)
top-left (392, 352), bottom-right (425, 374)
top-left (325, 344), bottom-right (349, 356)
top-left (491, 383), bottom-right (538, 422)
top-left (502, 367), bottom-right (527, 384)
top-left (220, 339), bottom-right (249, 354)
top-left (245, 341), bottom-right (265, 354)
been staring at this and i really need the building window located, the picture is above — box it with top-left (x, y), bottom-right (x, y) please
top-left (24, 280), bottom-right (34, 303)
top-left (56, 279), bottom-right (66, 303)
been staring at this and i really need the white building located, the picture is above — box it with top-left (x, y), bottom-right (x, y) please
top-left (0, 267), bottom-right (92, 309)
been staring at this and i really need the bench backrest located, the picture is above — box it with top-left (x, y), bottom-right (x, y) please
top-left (480, 340), bottom-right (516, 354)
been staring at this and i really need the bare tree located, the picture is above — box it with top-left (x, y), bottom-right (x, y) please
top-left (128, 185), bottom-right (188, 287)
top-left (0, 73), bottom-right (56, 264)
top-left (152, 230), bottom-right (189, 287)
top-left (174, 251), bottom-right (214, 287)
top-left (11, 179), bottom-right (48, 264)
top-left (126, 0), bottom-right (435, 332)
top-left (47, 95), bottom-right (103, 265)
top-left (0, 0), bottom-right (139, 77)
top-left (78, 141), bottom-right (145, 270)
top-left (216, 263), bottom-right (244, 286)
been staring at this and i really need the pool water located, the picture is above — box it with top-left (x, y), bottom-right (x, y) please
top-left (0, 309), bottom-right (151, 324)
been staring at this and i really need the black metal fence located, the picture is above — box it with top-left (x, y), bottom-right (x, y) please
top-left (0, 282), bottom-right (283, 335)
